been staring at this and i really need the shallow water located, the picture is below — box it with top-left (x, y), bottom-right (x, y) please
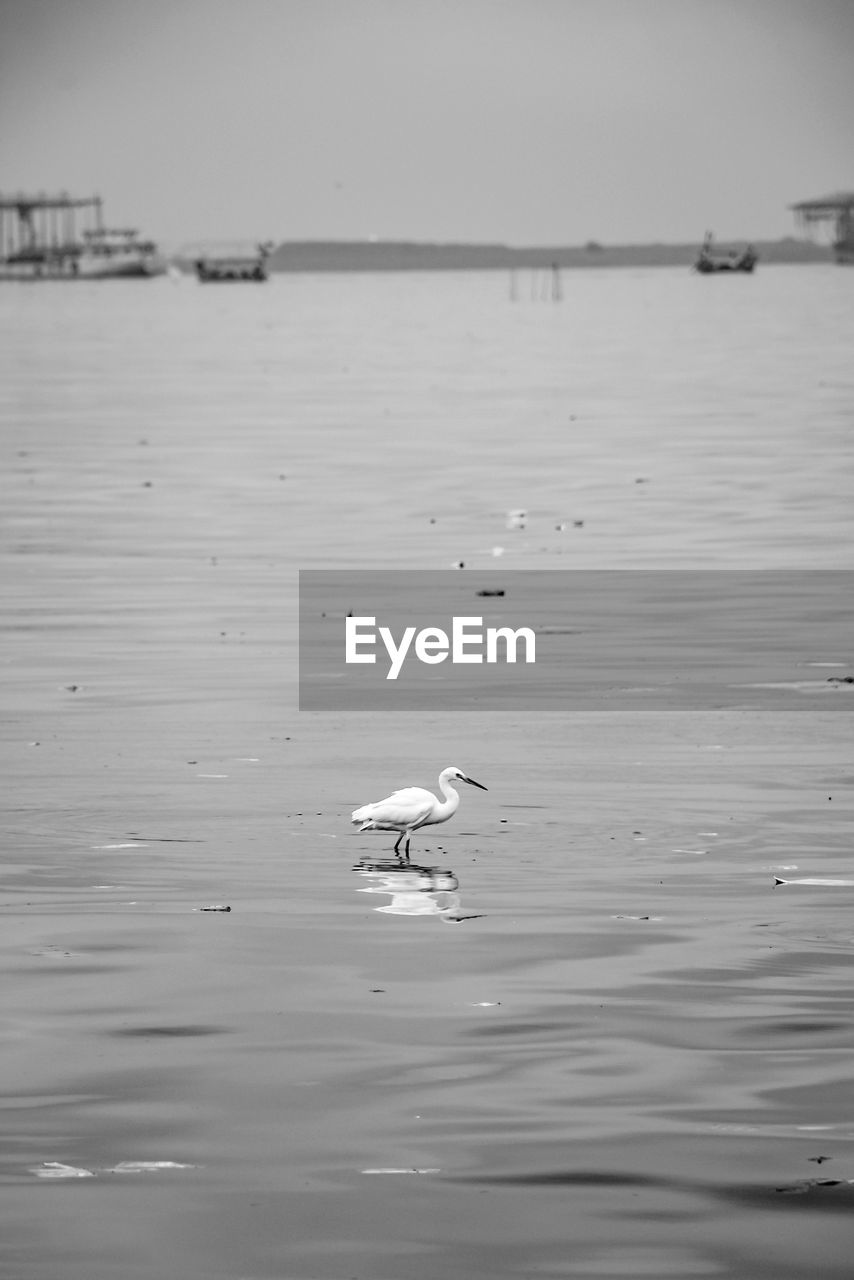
top-left (1, 266), bottom-right (854, 1278)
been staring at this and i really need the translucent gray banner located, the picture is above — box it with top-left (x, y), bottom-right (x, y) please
top-left (299, 570), bottom-right (853, 712)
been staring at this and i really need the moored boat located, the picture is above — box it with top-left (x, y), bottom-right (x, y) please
top-left (0, 192), bottom-right (165, 280)
top-left (694, 232), bottom-right (757, 274)
top-left (75, 227), bottom-right (165, 278)
top-left (194, 241), bottom-right (274, 282)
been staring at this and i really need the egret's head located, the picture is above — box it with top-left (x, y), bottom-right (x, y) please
top-left (452, 768), bottom-right (488, 791)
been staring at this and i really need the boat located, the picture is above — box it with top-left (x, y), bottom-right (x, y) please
top-left (694, 232), bottom-right (757, 274)
top-left (0, 192), bottom-right (165, 280)
top-left (75, 227), bottom-right (165, 278)
top-left (790, 192), bottom-right (854, 264)
top-left (194, 242), bottom-right (274, 283)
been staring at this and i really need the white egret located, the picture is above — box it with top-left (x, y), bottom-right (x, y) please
top-left (351, 766), bottom-right (488, 858)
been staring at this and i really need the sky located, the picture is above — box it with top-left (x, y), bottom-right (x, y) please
top-left (0, 0), bottom-right (851, 250)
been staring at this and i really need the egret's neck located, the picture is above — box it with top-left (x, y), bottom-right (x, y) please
top-left (437, 773), bottom-right (461, 817)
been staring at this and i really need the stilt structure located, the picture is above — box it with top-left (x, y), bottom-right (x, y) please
top-left (790, 192), bottom-right (854, 264)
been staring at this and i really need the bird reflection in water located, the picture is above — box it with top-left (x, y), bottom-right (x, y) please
top-left (353, 858), bottom-right (484, 923)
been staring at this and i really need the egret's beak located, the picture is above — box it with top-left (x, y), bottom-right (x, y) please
top-left (462, 774), bottom-right (488, 791)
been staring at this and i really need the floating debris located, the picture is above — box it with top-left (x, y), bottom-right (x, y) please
top-left (505, 509), bottom-right (526, 530)
top-left (476, 589), bottom-right (505, 597)
top-left (105, 1161), bottom-right (195, 1174)
top-left (774, 877), bottom-right (854, 887)
top-left (31, 1162), bottom-right (94, 1179)
top-left (31, 1159), bottom-right (196, 1179)
top-left (197, 905), bottom-right (231, 912)
top-left (125, 835), bottom-right (202, 843)
top-left (775, 1178), bottom-right (854, 1195)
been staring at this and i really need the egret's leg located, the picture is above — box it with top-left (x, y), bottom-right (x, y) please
top-left (404, 833), bottom-right (412, 859)
top-left (393, 832), bottom-right (404, 855)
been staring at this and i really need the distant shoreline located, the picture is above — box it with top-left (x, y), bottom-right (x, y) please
top-left (265, 237), bottom-right (829, 273)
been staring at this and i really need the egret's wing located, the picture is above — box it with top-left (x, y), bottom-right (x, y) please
top-left (385, 786), bottom-right (432, 803)
top-left (362, 787), bottom-right (435, 829)
top-left (353, 788), bottom-right (417, 819)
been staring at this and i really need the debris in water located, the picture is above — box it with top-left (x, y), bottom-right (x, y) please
top-left (105, 1161), bottom-right (195, 1174)
top-left (775, 1178), bottom-right (854, 1195)
top-left (31, 1162), bottom-right (94, 1179)
top-left (198, 905), bottom-right (231, 912)
top-left (506, 509), bottom-right (526, 530)
top-left (32, 1159), bottom-right (198, 1178)
top-left (774, 877), bottom-right (854, 887)
top-left (476, 589), bottom-right (505, 597)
